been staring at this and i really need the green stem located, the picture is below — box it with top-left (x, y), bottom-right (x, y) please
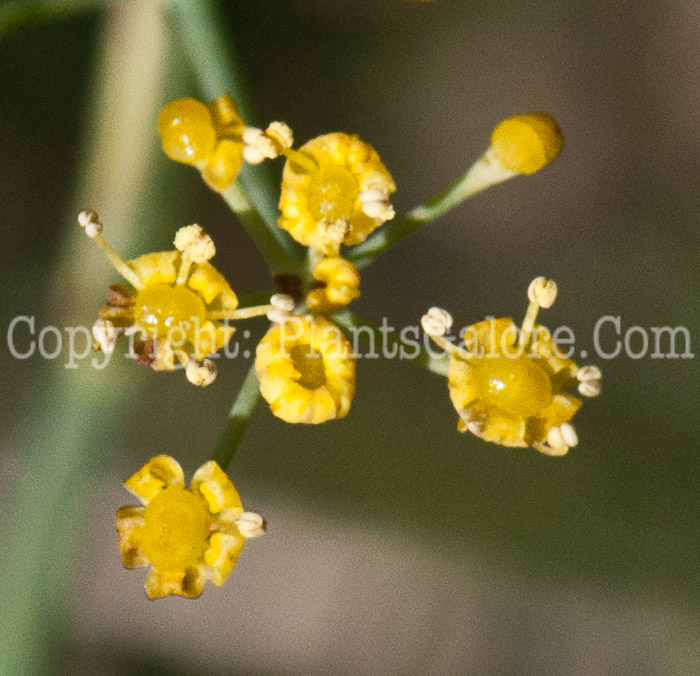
top-left (0, 5), bottom-right (167, 675)
top-left (212, 362), bottom-right (261, 470)
top-left (334, 310), bottom-right (449, 377)
top-left (222, 182), bottom-right (305, 274)
top-left (168, 0), bottom-right (304, 265)
top-left (347, 152), bottom-right (515, 269)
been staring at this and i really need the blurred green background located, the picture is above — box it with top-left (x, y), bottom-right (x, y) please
top-left (2, 0), bottom-right (700, 674)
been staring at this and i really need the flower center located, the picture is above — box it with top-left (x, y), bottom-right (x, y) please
top-left (308, 165), bottom-right (358, 223)
top-left (477, 355), bottom-right (552, 419)
top-left (290, 344), bottom-right (326, 389)
top-left (141, 485), bottom-right (211, 572)
top-left (134, 283), bottom-right (207, 342)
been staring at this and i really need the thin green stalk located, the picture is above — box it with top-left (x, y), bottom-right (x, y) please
top-left (222, 182), bottom-right (305, 275)
top-left (334, 310), bottom-right (449, 377)
top-left (0, 5), bottom-right (167, 675)
top-left (167, 0), bottom-right (304, 267)
top-left (212, 362), bottom-right (261, 470)
top-left (347, 155), bottom-right (513, 269)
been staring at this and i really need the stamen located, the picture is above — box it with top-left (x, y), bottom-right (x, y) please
top-left (359, 187), bottom-right (395, 220)
top-left (577, 364), bottom-right (602, 397)
top-left (174, 225), bottom-right (216, 264)
top-left (265, 121), bottom-right (294, 154)
top-left (520, 277), bottom-right (557, 348)
top-left (421, 308), bottom-right (458, 355)
top-left (78, 209), bottom-right (144, 290)
top-left (266, 293), bottom-right (295, 323)
top-left (535, 423), bottom-right (577, 456)
top-left (185, 358), bottom-right (217, 387)
top-left (208, 305), bottom-right (275, 321)
top-left (560, 422), bottom-right (578, 447)
top-left (234, 511), bottom-right (266, 539)
top-left (421, 307), bottom-right (453, 336)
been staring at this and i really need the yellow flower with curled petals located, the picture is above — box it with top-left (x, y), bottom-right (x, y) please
top-left (159, 95), bottom-right (246, 192)
top-left (278, 132), bottom-right (396, 255)
top-left (116, 455), bottom-right (265, 599)
top-left (422, 278), bottom-right (601, 456)
top-left (158, 95), bottom-right (293, 192)
top-left (79, 211), bottom-right (276, 386)
top-left (256, 315), bottom-right (356, 424)
top-left (306, 256), bottom-right (360, 315)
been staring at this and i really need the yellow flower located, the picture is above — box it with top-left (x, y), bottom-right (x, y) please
top-left (422, 278), bottom-right (601, 456)
top-left (116, 455), bottom-right (265, 599)
top-left (79, 211), bottom-right (276, 386)
top-left (158, 96), bottom-right (293, 192)
top-left (256, 315), bottom-right (355, 424)
top-left (306, 256), bottom-right (360, 315)
top-left (278, 132), bottom-right (396, 255)
top-left (158, 95), bottom-right (246, 192)
top-left (490, 113), bottom-right (563, 175)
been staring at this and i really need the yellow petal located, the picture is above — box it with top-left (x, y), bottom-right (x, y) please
top-left (123, 455), bottom-right (185, 505)
top-left (191, 460), bottom-right (243, 516)
top-left (145, 565), bottom-right (205, 599)
top-left (127, 251), bottom-right (178, 287)
top-left (188, 262), bottom-right (238, 307)
top-left (115, 506), bottom-right (148, 568)
top-left (203, 531), bottom-right (246, 586)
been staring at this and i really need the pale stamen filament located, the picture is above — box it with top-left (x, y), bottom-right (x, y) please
top-left (520, 277), bottom-right (557, 348)
top-left (78, 209), bottom-right (144, 290)
top-left (281, 146), bottom-right (320, 174)
top-left (208, 305), bottom-right (275, 321)
top-left (175, 257), bottom-right (194, 286)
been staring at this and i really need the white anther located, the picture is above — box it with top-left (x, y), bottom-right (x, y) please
top-left (578, 379), bottom-right (602, 397)
top-left (267, 308), bottom-right (293, 323)
top-left (421, 307), bottom-right (454, 337)
top-left (359, 188), bottom-right (395, 221)
top-left (174, 224), bottom-right (216, 263)
top-left (527, 277), bottom-right (558, 308)
top-left (92, 319), bottom-right (117, 354)
top-left (242, 126), bottom-right (277, 164)
top-left (577, 364), bottom-right (602, 397)
top-left (78, 209), bottom-right (100, 228)
top-left (577, 365), bottom-right (602, 382)
top-left (265, 121), bottom-right (294, 153)
top-left (560, 422), bottom-right (578, 448)
top-left (271, 293), bottom-right (295, 312)
top-left (79, 208), bottom-right (103, 238)
top-left (546, 425), bottom-right (565, 451)
top-left (235, 511), bottom-right (266, 539)
top-left (185, 358), bottom-right (217, 387)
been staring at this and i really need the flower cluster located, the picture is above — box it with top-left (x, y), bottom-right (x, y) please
top-left (77, 90), bottom-right (597, 596)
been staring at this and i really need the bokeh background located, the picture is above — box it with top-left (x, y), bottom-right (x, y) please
top-left (2, 0), bottom-right (700, 674)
